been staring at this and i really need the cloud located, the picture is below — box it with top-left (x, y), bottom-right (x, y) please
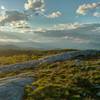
top-left (24, 0), bottom-right (45, 13)
top-left (0, 22), bottom-right (100, 49)
top-left (63, 36), bottom-right (89, 43)
top-left (34, 27), bottom-right (46, 32)
top-left (1, 6), bottom-right (5, 10)
top-left (93, 12), bottom-right (100, 17)
top-left (32, 23), bottom-right (83, 38)
top-left (24, 0), bottom-right (62, 18)
top-left (53, 23), bottom-right (82, 30)
top-left (91, 27), bottom-right (100, 32)
top-left (9, 20), bottom-right (30, 29)
top-left (0, 16), bottom-right (6, 22)
top-left (0, 39), bottom-right (23, 43)
top-left (46, 11), bottom-right (62, 19)
top-left (76, 2), bottom-right (100, 15)
top-left (0, 10), bottom-right (28, 26)
top-left (33, 23), bottom-right (100, 44)
top-left (0, 20), bottom-right (32, 34)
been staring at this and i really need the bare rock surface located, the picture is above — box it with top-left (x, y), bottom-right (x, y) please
top-left (0, 50), bottom-right (99, 73)
top-left (0, 76), bottom-right (33, 100)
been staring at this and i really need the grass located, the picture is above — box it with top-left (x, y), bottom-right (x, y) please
top-left (0, 49), bottom-right (75, 65)
top-left (24, 58), bottom-right (100, 100)
top-left (0, 49), bottom-right (75, 78)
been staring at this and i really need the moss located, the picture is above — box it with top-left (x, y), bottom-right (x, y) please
top-left (24, 58), bottom-right (100, 100)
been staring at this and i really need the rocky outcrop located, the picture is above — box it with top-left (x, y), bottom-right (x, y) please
top-left (0, 75), bottom-right (33, 100)
top-left (0, 50), bottom-right (100, 74)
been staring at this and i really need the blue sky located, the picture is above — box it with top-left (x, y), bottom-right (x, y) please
top-left (0, 0), bottom-right (100, 26)
top-left (0, 0), bottom-right (100, 49)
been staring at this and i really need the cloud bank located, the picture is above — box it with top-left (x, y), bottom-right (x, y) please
top-left (0, 22), bottom-right (100, 49)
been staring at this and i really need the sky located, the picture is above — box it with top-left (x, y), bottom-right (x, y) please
top-left (0, 0), bottom-right (100, 49)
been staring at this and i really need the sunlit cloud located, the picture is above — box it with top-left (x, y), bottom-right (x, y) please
top-left (0, 38), bottom-right (23, 43)
top-left (24, 0), bottom-right (62, 19)
top-left (24, 0), bottom-right (45, 14)
top-left (0, 10), bottom-right (28, 26)
top-left (63, 36), bottom-right (89, 43)
top-left (76, 2), bottom-right (100, 15)
top-left (93, 12), bottom-right (100, 17)
top-left (34, 27), bottom-right (46, 33)
top-left (53, 23), bottom-right (82, 30)
top-left (1, 6), bottom-right (5, 10)
top-left (9, 20), bottom-right (30, 28)
top-left (46, 11), bottom-right (62, 19)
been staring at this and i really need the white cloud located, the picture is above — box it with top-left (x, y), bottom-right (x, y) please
top-left (0, 16), bottom-right (6, 22)
top-left (1, 6), bottom-right (5, 10)
top-left (0, 20), bottom-right (32, 34)
top-left (24, 0), bottom-right (62, 19)
top-left (46, 11), bottom-right (62, 19)
top-left (63, 36), bottom-right (89, 43)
top-left (24, 0), bottom-right (45, 13)
top-left (33, 23), bottom-right (83, 32)
top-left (34, 27), bottom-right (46, 32)
top-left (0, 38), bottom-right (23, 43)
top-left (76, 2), bottom-right (100, 15)
top-left (0, 10), bottom-right (28, 26)
top-left (93, 12), bottom-right (100, 17)
top-left (53, 23), bottom-right (82, 30)
top-left (9, 20), bottom-right (30, 28)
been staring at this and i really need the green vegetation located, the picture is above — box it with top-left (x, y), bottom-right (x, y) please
top-left (0, 49), bottom-right (75, 65)
top-left (24, 59), bottom-right (100, 100)
top-left (0, 49), bottom-right (100, 100)
top-left (0, 49), bottom-right (76, 79)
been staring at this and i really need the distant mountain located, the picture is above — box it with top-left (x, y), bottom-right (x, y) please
top-left (0, 23), bottom-right (100, 50)
top-left (0, 45), bottom-right (20, 50)
top-left (0, 42), bottom-right (55, 50)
